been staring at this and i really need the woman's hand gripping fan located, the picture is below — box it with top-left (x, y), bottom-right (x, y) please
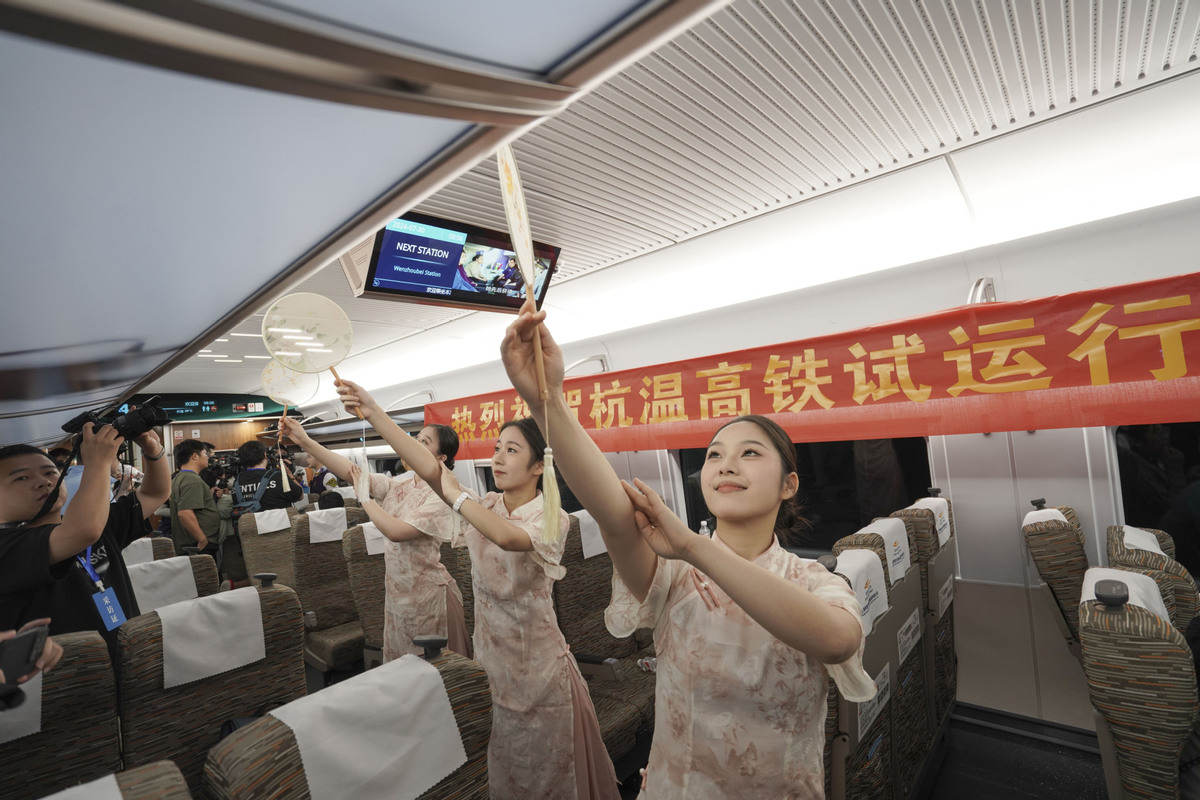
top-left (348, 464), bottom-right (370, 503)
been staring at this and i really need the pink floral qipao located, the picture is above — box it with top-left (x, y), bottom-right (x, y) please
top-left (606, 532), bottom-right (876, 800)
top-left (467, 492), bottom-right (618, 800)
top-left (367, 472), bottom-right (465, 662)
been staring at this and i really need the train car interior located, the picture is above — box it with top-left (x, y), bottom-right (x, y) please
top-left (3, 0), bottom-right (1200, 798)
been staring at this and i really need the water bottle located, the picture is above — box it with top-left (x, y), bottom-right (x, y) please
top-left (698, 520), bottom-right (710, 537)
top-left (637, 656), bottom-right (657, 673)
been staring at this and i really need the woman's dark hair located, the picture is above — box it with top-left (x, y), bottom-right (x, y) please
top-left (317, 492), bottom-right (345, 509)
top-left (499, 418), bottom-right (545, 490)
top-left (713, 414), bottom-right (805, 539)
top-left (427, 424), bottom-right (460, 470)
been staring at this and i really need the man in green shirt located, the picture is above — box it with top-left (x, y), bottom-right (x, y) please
top-left (169, 439), bottom-right (220, 561)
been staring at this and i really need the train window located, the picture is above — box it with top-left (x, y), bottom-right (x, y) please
top-left (1116, 421), bottom-right (1200, 575)
top-left (679, 436), bottom-right (931, 552)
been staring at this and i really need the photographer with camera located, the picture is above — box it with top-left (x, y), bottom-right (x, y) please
top-left (0, 418), bottom-right (170, 658)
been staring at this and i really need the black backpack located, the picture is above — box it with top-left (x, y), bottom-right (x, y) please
top-left (230, 470), bottom-right (278, 524)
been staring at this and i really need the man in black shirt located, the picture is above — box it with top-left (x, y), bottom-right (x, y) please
top-left (234, 440), bottom-right (304, 511)
top-left (0, 424), bottom-right (170, 657)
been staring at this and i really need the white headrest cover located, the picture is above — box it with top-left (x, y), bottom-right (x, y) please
top-left (1121, 526), bottom-right (1165, 556)
top-left (575, 509), bottom-right (608, 559)
top-left (859, 518), bottom-right (910, 585)
top-left (306, 507), bottom-right (349, 543)
top-left (1023, 508), bottom-right (1069, 527)
top-left (361, 522), bottom-right (387, 556)
top-left (270, 654), bottom-right (467, 800)
top-left (127, 556), bottom-right (198, 614)
top-left (834, 548), bottom-right (888, 636)
top-left (908, 497), bottom-right (951, 545)
top-left (157, 587), bottom-right (266, 688)
top-left (39, 773), bottom-right (122, 800)
top-left (254, 508), bottom-right (291, 534)
top-left (0, 672), bottom-right (42, 745)
top-left (1081, 567), bottom-right (1171, 623)
top-left (121, 536), bottom-right (155, 566)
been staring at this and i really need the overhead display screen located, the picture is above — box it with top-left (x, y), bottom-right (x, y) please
top-left (362, 212), bottom-right (559, 313)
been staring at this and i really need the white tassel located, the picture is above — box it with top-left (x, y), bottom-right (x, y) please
top-left (542, 448), bottom-right (561, 543)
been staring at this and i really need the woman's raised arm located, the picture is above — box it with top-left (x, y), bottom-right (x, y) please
top-left (501, 305), bottom-right (657, 600)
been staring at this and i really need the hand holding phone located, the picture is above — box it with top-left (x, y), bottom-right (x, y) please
top-left (0, 620), bottom-right (59, 684)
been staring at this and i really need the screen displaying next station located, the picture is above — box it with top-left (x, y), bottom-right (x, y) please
top-left (363, 213), bottom-right (559, 313)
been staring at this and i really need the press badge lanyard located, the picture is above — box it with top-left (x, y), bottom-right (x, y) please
top-left (77, 546), bottom-right (127, 631)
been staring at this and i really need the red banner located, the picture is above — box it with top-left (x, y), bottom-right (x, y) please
top-left (426, 272), bottom-right (1200, 459)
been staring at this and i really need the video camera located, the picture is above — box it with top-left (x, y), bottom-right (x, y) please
top-left (62, 396), bottom-right (171, 441)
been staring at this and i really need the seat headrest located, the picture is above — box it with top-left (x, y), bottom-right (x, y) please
top-left (1081, 567), bottom-right (1171, 623)
top-left (305, 507), bottom-right (349, 543)
top-left (127, 556), bottom-right (198, 614)
top-left (157, 587), bottom-right (267, 688)
top-left (360, 522), bottom-right (387, 555)
top-left (121, 536), bottom-right (156, 566)
top-left (270, 655), bottom-right (467, 800)
top-left (834, 548), bottom-right (888, 635)
top-left (907, 497), bottom-right (951, 545)
top-left (253, 508), bottom-right (291, 533)
top-left (858, 518), bottom-right (910, 585)
top-left (1022, 508), bottom-right (1069, 527)
top-left (1120, 525), bottom-right (1165, 556)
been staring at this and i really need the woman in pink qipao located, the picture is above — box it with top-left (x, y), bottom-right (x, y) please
top-left (501, 303), bottom-right (877, 800)
top-left (337, 387), bottom-right (619, 800)
top-left (280, 416), bottom-right (470, 661)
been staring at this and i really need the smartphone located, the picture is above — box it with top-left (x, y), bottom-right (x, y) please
top-left (0, 625), bottom-right (48, 684)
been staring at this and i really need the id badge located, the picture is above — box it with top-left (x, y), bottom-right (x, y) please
top-left (92, 588), bottom-right (127, 631)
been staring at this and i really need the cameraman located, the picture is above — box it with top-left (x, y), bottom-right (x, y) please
top-left (0, 423), bottom-right (170, 657)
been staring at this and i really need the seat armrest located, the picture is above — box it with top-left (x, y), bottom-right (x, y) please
top-left (575, 653), bottom-right (623, 681)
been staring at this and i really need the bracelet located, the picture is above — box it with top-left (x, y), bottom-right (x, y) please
top-left (452, 491), bottom-right (470, 514)
top-left (143, 447), bottom-right (165, 461)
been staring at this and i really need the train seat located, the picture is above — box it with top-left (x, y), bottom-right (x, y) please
top-left (239, 508), bottom-right (300, 589)
top-left (551, 513), bottom-right (655, 772)
top-left (891, 490), bottom-right (958, 727)
top-left (440, 540), bottom-right (475, 641)
top-left (1107, 524), bottom-right (1197, 631)
top-left (1078, 569), bottom-right (1199, 800)
top-left (39, 760), bottom-right (194, 800)
top-left (342, 522), bottom-right (387, 669)
top-left (116, 584), bottom-right (307, 791)
top-left (121, 535), bottom-right (177, 565)
top-left (291, 507), bottom-right (369, 681)
top-left (1021, 501), bottom-right (1089, 657)
top-left (0, 631), bottom-right (121, 800)
top-left (830, 544), bottom-right (894, 800)
top-left (204, 649), bottom-right (492, 800)
top-left (836, 517), bottom-right (933, 799)
top-left (126, 554), bottom-right (220, 615)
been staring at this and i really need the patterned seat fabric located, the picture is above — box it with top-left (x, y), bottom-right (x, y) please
top-left (151, 536), bottom-right (176, 560)
top-left (204, 651), bottom-right (492, 800)
top-left (292, 507), bottom-right (369, 671)
top-left (188, 553), bottom-right (220, 597)
top-left (1021, 507), bottom-right (1088, 638)
top-left (116, 585), bottom-right (307, 791)
top-left (551, 515), bottom-right (655, 767)
top-left (1079, 591), bottom-right (1200, 800)
top-left (240, 508), bottom-right (300, 589)
top-left (0, 631), bottom-right (121, 800)
top-left (342, 525), bottom-right (385, 651)
top-left (1107, 525), bottom-right (1197, 631)
top-left (115, 760), bottom-right (194, 799)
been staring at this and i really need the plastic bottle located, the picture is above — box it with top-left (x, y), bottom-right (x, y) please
top-left (698, 520), bottom-right (710, 537)
top-left (637, 656), bottom-right (657, 673)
